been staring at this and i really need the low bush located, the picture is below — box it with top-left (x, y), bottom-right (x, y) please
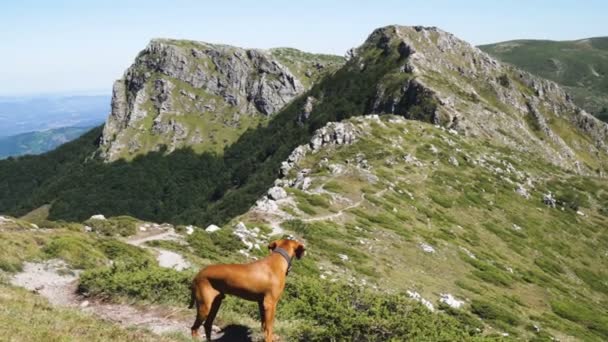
top-left (551, 299), bottom-right (608, 340)
top-left (471, 299), bottom-right (521, 326)
top-left (187, 228), bottom-right (245, 260)
top-left (574, 268), bottom-right (608, 294)
top-left (77, 258), bottom-right (488, 341)
top-left (465, 258), bottom-right (514, 288)
top-left (78, 261), bottom-right (192, 304)
top-left (279, 275), bottom-right (486, 341)
top-left (84, 216), bottom-right (139, 237)
top-left (42, 235), bottom-right (107, 269)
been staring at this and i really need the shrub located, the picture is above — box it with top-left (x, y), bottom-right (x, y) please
top-left (84, 216), bottom-right (139, 237)
top-left (279, 275), bottom-right (486, 341)
top-left (465, 258), bottom-right (514, 288)
top-left (574, 268), bottom-right (608, 294)
top-left (551, 299), bottom-right (608, 339)
top-left (97, 239), bottom-right (153, 264)
top-left (42, 235), bottom-right (107, 269)
top-left (78, 261), bottom-right (192, 304)
top-left (471, 299), bottom-right (521, 326)
top-left (187, 228), bottom-right (245, 260)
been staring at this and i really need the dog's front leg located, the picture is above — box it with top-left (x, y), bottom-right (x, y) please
top-left (261, 296), bottom-right (277, 342)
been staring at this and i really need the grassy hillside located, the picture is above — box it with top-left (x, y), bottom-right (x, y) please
top-left (2, 116), bottom-right (605, 340)
top-left (0, 214), bottom-right (492, 341)
top-left (479, 37), bottom-right (608, 121)
top-left (237, 115), bottom-right (608, 340)
top-left (0, 126), bottom-right (92, 159)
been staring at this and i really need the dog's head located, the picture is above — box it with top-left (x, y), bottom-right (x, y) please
top-left (268, 239), bottom-right (306, 259)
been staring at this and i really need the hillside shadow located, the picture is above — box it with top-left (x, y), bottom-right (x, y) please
top-left (214, 324), bottom-right (253, 342)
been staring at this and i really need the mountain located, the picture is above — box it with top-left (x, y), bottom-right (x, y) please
top-left (0, 126), bottom-right (92, 159)
top-left (0, 94), bottom-right (109, 137)
top-left (479, 37), bottom-right (608, 122)
top-left (1, 25), bottom-right (608, 340)
top-left (99, 39), bottom-right (344, 161)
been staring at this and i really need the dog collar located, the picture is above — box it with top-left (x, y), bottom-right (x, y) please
top-left (273, 247), bottom-right (293, 275)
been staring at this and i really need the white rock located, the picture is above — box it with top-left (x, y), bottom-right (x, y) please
top-left (439, 293), bottom-right (464, 309)
top-left (576, 210), bottom-right (585, 216)
top-left (267, 186), bottom-right (287, 200)
top-left (84, 226), bottom-right (93, 232)
top-left (185, 225), bottom-right (195, 235)
top-left (139, 225), bottom-right (147, 232)
top-left (328, 163), bottom-right (344, 175)
top-left (512, 224), bottom-right (523, 231)
top-left (205, 224), bottom-right (220, 233)
top-left (420, 243), bottom-right (436, 253)
top-left (448, 156), bottom-right (459, 167)
top-left (89, 214), bottom-right (106, 220)
top-left (235, 222), bottom-right (247, 231)
top-left (255, 198), bottom-right (278, 212)
top-left (406, 290), bottom-right (435, 312)
top-left (0, 215), bottom-right (13, 223)
top-left (460, 247), bottom-right (476, 259)
top-left (403, 154), bottom-right (423, 167)
top-left (338, 254), bottom-right (349, 261)
top-left (80, 300), bottom-right (90, 308)
top-left (515, 184), bottom-right (530, 199)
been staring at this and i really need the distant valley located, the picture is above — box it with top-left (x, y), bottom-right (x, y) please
top-left (0, 94), bottom-right (108, 158)
top-left (0, 94), bottom-right (108, 137)
top-left (0, 126), bottom-right (94, 159)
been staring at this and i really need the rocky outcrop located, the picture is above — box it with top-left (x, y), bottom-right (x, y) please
top-left (347, 25), bottom-right (608, 174)
top-left (99, 40), bottom-right (341, 161)
top-left (280, 119), bottom-right (363, 177)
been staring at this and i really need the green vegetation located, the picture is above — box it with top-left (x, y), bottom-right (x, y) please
top-left (0, 28), bottom-right (421, 226)
top-left (78, 259), bottom-right (491, 341)
top-left (0, 223), bottom-right (153, 272)
top-left (480, 37), bottom-right (608, 121)
top-left (84, 216), bottom-right (139, 237)
top-left (0, 283), bottom-right (173, 342)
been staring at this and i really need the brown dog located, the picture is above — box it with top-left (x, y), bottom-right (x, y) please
top-left (189, 239), bottom-right (305, 341)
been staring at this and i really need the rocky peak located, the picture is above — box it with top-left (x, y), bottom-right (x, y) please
top-left (99, 39), bottom-right (343, 161)
top-left (347, 25), bottom-right (608, 174)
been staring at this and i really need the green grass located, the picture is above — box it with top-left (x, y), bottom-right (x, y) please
top-left (84, 216), bottom-right (139, 237)
top-left (0, 283), bottom-right (176, 342)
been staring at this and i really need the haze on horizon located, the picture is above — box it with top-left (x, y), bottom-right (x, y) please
top-left (1, 0), bottom-right (606, 96)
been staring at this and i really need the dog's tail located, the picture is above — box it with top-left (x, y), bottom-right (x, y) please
top-left (188, 282), bottom-right (196, 309)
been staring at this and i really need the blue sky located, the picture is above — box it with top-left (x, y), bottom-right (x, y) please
top-left (1, 0), bottom-right (606, 95)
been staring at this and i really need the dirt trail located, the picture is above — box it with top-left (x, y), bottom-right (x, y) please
top-left (126, 228), bottom-right (191, 271)
top-left (303, 193), bottom-right (366, 223)
top-left (302, 189), bottom-right (386, 223)
top-left (8, 229), bottom-right (225, 340)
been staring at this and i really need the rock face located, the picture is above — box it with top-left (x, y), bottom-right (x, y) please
top-left (280, 120), bottom-right (362, 177)
top-left (99, 39), bottom-right (344, 161)
top-left (348, 25), bottom-right (608, 174)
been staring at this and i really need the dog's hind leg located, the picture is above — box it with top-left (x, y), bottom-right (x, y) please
top-left (203, 294), bottom-right (224, 341)
top-left (191, 282), bottom-right (217, 339)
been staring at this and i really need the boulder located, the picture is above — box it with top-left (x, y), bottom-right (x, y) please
top-left (267, 186), bottom-right (287, 200)
top-left (439, 293), bottom-right (464, 309)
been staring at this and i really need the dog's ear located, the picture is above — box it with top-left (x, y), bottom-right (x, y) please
top-left (268, 241), bottom-right (278, 251)
top-left (295, 243), bottom-right (306, 259)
